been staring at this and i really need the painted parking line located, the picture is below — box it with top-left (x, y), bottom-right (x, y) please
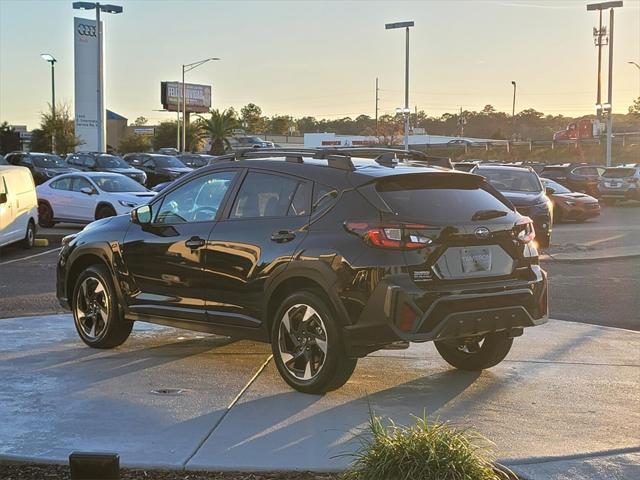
top-left (582, 234), bottom-right (625, 247)
top-left (0, 247), bottom-right (61, 267)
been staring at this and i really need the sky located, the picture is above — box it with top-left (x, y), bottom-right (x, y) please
top-left (1, 0), bottom-right (639, 130)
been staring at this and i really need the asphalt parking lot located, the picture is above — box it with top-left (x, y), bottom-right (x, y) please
top-left (1, 202), bottom-right (638, 329)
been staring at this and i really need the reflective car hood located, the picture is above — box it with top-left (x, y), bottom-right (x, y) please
top-left (103, 167), bottom-right (144, 175)
top-left (160, 167), bottom-right (192, 174)
top-left (500, 191), bottom-right (546, 206)
top-left (553, 192), bottom-right (597, 202)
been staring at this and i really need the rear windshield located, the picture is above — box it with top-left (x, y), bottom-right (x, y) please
top-left (474, 168), bottom-right (542, 193)
top-left (374, 174), bottom-right (513, 223)
top-left (602, 168), bottom-right (636, 178)
top-left (155, 156), bottom-right (186, 168)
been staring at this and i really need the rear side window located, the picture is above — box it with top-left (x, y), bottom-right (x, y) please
top-left (374, 175), bottom-right (512, 223)
top-left (51, 178), bottom-right (72, 191)
top-left (312, 183), bottom-right (339, 215)
top-left (231, 172), bottom-right (301, 218)
top-left (602, 168), bottom-right (636, 178)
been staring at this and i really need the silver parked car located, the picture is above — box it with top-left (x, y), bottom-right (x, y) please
top-left (597, 164), bottom-right (640, 204)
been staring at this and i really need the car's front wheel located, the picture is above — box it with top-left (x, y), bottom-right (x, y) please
top-left (271, 290), bottom-right (357, 394)
top-left (72, 264), bottom-right (133, 349)
top-left (434, 331), bottom-right (513, 371)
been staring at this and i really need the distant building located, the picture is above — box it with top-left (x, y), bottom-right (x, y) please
top-left (106, 110), bottom-right (128, 152)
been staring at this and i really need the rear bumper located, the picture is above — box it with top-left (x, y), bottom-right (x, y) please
top-left (344, 267), bottom-right (547, 356)
top-left (598, 186), bottom-right (639, 199)
top-left (561, 203), bottom-right (601, 220)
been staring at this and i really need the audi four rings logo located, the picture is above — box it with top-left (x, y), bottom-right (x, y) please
top-left (77, 24), bottom-right (97, 37)
top-left (474, 227), bottom-right (491, 239)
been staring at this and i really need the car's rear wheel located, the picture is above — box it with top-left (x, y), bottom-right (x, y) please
top-left (38, 202), bottom-right (55, 228)
top-left (21, 220), bottom-right (35, 249)
top-left (271, 290), bottom-right (357, 394)
top-left (72, 264), bottom-right (133, 349)
top-left (434, 331), bottom-right (513, 371)
top-left (96, 205), bottom-right (117, 220)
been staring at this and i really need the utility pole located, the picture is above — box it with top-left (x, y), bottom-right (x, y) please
top-left (587, 1), bottom-right (623, 168)
top-left (41, 54), bottom-right (57, 153)
top-left (594, 10), bottom-right (606, 121)
top-left (375, 77), bottom-right (379, 138)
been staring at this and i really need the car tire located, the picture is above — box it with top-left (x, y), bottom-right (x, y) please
top-left (38, 202), bottom-right (55, 228)
top-left (271, 290), bottom-right (357, 394)
top-left (21, 220), bottom-right (36, 249)
top-left (434, 331), bottom-right (513, 371)
top-left (72, 264), bottom-right (133, 349)
top-left (96, 205), bottom-right (116, 220)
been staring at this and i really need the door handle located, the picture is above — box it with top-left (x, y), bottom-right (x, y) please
top-left (271, 230), bottom-right (296, 243)
top-left (185, 236), bottom-right (206, 249)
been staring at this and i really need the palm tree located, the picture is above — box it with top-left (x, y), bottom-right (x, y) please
top-left (198, 108), bottom-right (238, 155)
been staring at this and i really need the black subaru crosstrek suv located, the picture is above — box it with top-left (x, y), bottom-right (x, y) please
top-left (472, 164), bottom-right (553, 248)
top-left (56, 148), bottom-right (548, 394)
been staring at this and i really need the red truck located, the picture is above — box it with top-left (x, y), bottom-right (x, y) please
top-left (553, 119), bottom-right (600, 141)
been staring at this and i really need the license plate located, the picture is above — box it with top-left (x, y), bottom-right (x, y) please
top-left (605, 182), bottom-right (620, 188)
top-left (460, 248), bottom-right (492, 273)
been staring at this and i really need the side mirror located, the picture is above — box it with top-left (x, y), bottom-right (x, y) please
top-left (0, 193), bottom-right (7, 205)
top-left (80, 187), bottom-right (96, 195)
top-left (545, 187), bottom-right (555, 196)
top-left (131, 205), bottom-right (152, 225)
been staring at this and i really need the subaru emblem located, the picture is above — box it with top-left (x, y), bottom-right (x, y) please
top-left (475, 227), bottom-right (490, 239)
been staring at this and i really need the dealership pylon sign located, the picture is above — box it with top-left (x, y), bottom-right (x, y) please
top-left (74, 17), bottom-right (104, 152)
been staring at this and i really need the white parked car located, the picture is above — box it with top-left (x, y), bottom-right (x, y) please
top-left (36, 172), bottom-right (156, 227)
top-left (0, 165), bottom-right (38, 248)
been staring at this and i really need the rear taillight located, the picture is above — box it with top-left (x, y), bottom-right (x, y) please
top-left (514, 216), bottom-right (536, 244)
top-left (345, 221), bottom-right (433, 250)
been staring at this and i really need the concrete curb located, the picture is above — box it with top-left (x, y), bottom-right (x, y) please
top-left (540, 248), bottom-right (640, 263)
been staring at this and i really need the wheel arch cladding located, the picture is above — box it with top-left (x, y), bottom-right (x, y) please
top-left (66, 253), bottom-right (110, 305)
top-left (95, 202), bottom-right (115, 218)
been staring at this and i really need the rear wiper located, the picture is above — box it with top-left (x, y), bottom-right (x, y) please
top-left (472, 209), bottom-right (508, 221)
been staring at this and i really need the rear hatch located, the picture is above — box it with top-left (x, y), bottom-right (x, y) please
top-left (357, 172), bottom-right (526, 284)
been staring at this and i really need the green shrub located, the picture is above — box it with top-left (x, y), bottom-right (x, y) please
top-left (343, 413), bottom-right (510, 480)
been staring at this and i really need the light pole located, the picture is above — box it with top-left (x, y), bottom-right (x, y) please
top-left (511, 81), bottom-right (517, 117)
top-left (72, 2), bottom-right (123, 153)
top-left (41, 53), bottom-right (57, 153)
top-left (385, 21), bottom-right (414, 151)
top-left (587, 1), bottom-right (623, 167)
top-left (181, 57), bottom-right (219, 152)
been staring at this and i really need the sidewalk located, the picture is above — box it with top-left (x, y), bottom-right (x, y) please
top-left (0, 315), bottom-right (638, 479)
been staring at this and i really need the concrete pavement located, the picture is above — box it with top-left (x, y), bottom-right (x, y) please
top-left (0, 314), bottom-right (638, 479)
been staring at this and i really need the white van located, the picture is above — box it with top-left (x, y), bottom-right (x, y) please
top-left (0, 166), bottom-right (38, 248)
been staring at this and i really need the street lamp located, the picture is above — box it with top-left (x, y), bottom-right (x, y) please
top-left (72, 2), bottom-right (123, 153)
top-left (511, 81), bottom-right (517, 117)
top-left (587, 1), bottom-right (623, 167)
top-left (41, 53), bottom-right (57, 153)
top-left (179, 57), bottom-right (220, 152)
top-left (385, 20), bottom-right (414, 151)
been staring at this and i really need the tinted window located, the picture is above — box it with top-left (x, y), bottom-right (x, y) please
top-left (21, 155), bottom-right (33, 166)
top-left (231, 172), bottom-right (300, 218)
top-left (572, 166), bottom-right (600, 177)
top-left (375, 175), bottom-right (512, 223)
top-left (50, 177), bottom-right (72, 191)
top-left (312, 183), bottom-right (339, 214)
top-left (32, 155), bottom-right (65, 168)
top-left (127, 155), bottom-right (143, 166)
top-left (83, 156), bottom-right (96, 167)
top-left (71, 177), bottom-right (93, 192)
top-left (541, 178), bottom-right (571, 194)
top-left (6, 154), bottom-right (21, 165)
top-left (602, 168), bottom-right (637, 178)
top-left (155, 171), bottom-right (235, 224)
top-left (475, 168), bottom-right (542, 193)
top-left (287, 181), bottom-right (311, 217)
top-left (96, 155), bottom-right (129, 168)
top-left (93, 175), bottom-right (148, 193)
top-left (153, 156), bottom-right (185, 168)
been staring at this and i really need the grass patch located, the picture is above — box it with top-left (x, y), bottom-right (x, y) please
top-left (342, 412), bottom-right (512, 480)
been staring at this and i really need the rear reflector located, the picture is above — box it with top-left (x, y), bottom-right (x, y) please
top-left (397, 303), bottom-right (418, 332)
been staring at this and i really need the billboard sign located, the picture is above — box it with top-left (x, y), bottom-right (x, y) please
top-left (161, 82), bottom-right (211, 113)
top-left (74, 17), bottom-right (103, 152)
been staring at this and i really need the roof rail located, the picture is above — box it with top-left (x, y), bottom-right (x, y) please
top-left (208, 148), bottom-right (356, 171)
